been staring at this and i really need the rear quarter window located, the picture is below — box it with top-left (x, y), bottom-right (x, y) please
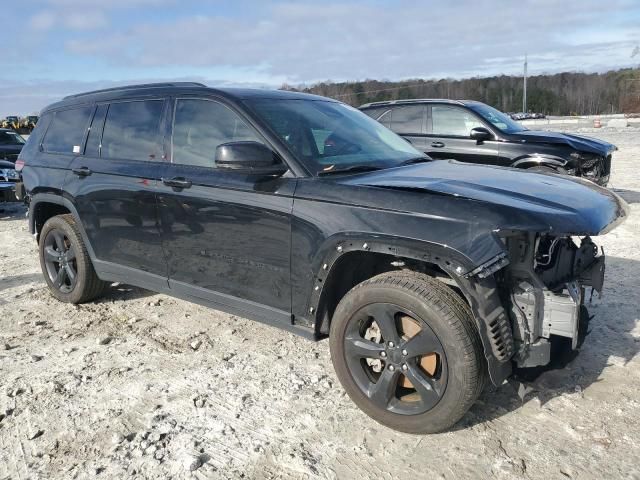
top-left (361, 107), bottom-right (390, 121)
top-left (42, 106), bottom-right (93, 154)
top-left (19, 112), bottom-right (52, 158)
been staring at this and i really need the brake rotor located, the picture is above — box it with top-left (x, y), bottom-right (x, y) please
top-left (397, 315), bottom-right (438, 388)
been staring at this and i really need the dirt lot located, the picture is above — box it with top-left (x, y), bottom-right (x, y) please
top-left (1, 126), bottom-right (639, 480)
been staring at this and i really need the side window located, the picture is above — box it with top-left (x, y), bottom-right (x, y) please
top-left (172, 99), bottom-right (263, 168)
top-left (85, 104), bottom-right (108, 157)
top-left (101, 100), bottom-right (164, 161)
top-left (42, 106), bottom-right (93, 154)
top-left (389, 105), bottom-right (425, 135)
top-left (431, 106), bottom-right (484, 137)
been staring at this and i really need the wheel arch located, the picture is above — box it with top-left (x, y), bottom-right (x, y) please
top-left (308, 234), bottom-right (514, 386)
top-left (510, 153), bottom-right (569, 170)
top-left (29, 193), bottom-right (96, 261)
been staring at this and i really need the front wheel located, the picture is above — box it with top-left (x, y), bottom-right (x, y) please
top-left (39, 214), bottom-right (106, 304)
top-left (329, 271), bottom-right (486, 434)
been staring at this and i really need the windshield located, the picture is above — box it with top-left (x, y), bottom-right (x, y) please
top-left (0, 131), bottom-right (25, 145)
top-left (468, 103), bottom-right (526, 133)
top-left (244, 99), bottom-right (423, 175)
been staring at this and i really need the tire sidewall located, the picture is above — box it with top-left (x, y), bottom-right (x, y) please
top-left (330, 282), bottom-right (476, 434)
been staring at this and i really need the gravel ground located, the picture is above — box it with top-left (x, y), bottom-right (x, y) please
top-left (1, 126), bottom-right (639, 480)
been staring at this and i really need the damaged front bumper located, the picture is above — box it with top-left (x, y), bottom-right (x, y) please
top-left (502, 234), bottom-right (605, 368)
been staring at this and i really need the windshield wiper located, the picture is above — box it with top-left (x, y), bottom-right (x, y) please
top-left (318, 165), bottom-right (384, 176)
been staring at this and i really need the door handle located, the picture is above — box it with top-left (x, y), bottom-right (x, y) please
top-left (431, 142), bottom-right (445, 148)
top-left (72, 167), bottom-right (92, 177)
top-left (162, 177), bottom-right (192, 189)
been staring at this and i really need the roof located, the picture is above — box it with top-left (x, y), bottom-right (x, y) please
top-left (359, 98), bottom-right (484, 109)
top-left (44, 83), bottom-right (335, 112)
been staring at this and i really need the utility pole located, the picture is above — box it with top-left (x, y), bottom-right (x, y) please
top-left (523, 53), bottom-right (527, 113)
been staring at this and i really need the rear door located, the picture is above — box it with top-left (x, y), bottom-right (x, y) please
top-left (157, 97), bottom-right (294, 319)
top-left (65, 98), bottom-right (168, 288)
top-left (425, 105), bottom-right (500, 164)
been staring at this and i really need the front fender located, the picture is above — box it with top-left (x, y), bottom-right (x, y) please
top-left (307, 234), bottom-right (514, 385)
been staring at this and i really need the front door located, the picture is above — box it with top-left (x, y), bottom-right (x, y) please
top-left (65, 99), bottom-right (168, 288)
top-left (425, 105), bottom-right (500, 165)
top-left (157, 97), bottom-right (294, 319)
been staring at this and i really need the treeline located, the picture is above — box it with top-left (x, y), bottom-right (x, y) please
top-left (283, 68), bottom-right (640, 115)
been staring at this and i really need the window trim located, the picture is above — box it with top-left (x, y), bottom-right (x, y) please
top-left (40, 104), bottom-right (94, 156)
top-left (170, 96), bottom-right (274, 170)
top-left (99, 97), bottom-right (167, 163)
top-left (426, 104), bottom-right (496, 139)
top-left (83, 103), bottom-right (108, 157)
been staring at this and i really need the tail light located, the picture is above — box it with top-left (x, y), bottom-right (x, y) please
top-left (15, 158), bottom-right (25, 172)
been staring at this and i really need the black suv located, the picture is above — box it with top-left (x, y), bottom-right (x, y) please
top-left (19, 83), bottom-right (628, 434)
top-left (360, 99), bottom-right (615, 186)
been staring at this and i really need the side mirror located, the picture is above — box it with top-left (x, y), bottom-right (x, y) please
top-left (470, 127), bottom-right (493, 142)
top-left (215, 141), bottom-right (287, 176)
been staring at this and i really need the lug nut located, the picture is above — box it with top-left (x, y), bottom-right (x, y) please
top-left (402, 349), bottom-right (407, 356)
top-left (380, 351), bottom-right (387, 358)
top-left (401, 364), bottom-right (408, 371)
top-left (388, 365), bottom-right (395, 371)
top-left (388, 341), bottom-right (395, 348)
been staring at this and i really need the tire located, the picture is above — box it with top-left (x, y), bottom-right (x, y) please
top-left (39, 214), bottom-right (106, 304)
top-left (329, 271), bottom-right (486, 434)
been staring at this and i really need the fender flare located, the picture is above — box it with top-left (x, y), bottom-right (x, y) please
top-left (308, 233), bottom-right (513, 385)
top-left (28, 193), bottom-right (98, 262)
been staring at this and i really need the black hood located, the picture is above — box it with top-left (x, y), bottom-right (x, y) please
top-left (339, 160), bottom-right (628, 236)
top-left (506, 130), bottom-right (616, 155)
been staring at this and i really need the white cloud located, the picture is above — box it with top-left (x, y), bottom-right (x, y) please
top-left (60, 0), bottom-right (640, 83)
top-left (29, 11), bottom-right (57, 31)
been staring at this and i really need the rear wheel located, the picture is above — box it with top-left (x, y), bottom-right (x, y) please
top-left (39, 214), bottom-right (106, 304)
top-left (329, 271), bottom-right (485, 434)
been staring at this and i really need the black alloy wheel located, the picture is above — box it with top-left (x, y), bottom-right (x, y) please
top-left (343, 302), bottom-right (447, 415)
top-left (42, 228), bottom-right (78, 294)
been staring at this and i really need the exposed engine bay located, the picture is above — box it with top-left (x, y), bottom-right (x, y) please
top-left (499, 233), bottom-right (605, 368)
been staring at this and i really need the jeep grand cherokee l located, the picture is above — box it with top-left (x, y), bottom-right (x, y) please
top-left (360, 99), bottom-right (615, 186)
top-left (18, 83), bottom-right (628, 433)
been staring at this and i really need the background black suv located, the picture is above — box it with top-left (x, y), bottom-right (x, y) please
top-left (18, 83), bottom-right (627, 434)
top-left (360, 99), bottom-right (615, 186)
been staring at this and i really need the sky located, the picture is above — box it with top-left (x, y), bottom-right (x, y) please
top-left (1, 0), bottom-right (639, 116)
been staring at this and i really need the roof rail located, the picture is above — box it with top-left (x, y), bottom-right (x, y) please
top-left (359, 98), bottom-right (466, 108)
top-left (63, 82), bottom-right (207, 100)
